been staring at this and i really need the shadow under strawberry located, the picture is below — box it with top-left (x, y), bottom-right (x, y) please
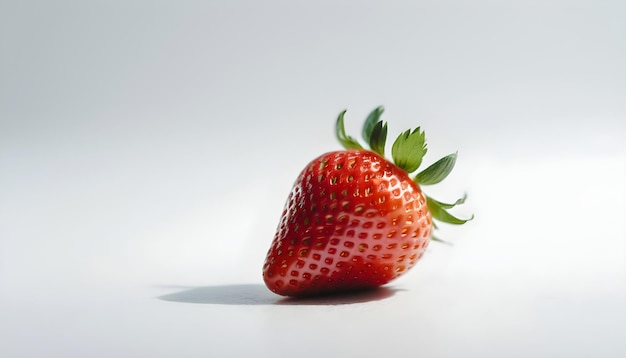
top-left (276, 286), bottom-right (399, 305)
top-left (157, 284), bottom-right (398, 305)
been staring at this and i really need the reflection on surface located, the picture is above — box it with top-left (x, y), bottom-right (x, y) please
top-left (157, 284), bottom-right (397, 305)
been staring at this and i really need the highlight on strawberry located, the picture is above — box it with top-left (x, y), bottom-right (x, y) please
top-left (262, 106), bottom-right (472, 297)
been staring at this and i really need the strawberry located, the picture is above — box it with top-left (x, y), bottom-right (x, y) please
top-left (262, 107), bottom-right (471, 297)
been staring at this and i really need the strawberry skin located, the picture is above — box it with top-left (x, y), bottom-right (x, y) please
top-left (263, 150), bottom-right (432, 297)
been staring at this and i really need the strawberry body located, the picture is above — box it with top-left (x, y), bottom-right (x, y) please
top-left (263, 150), bottom-right (432, 297)
top-left (262, 107), bottom-right (471, 297)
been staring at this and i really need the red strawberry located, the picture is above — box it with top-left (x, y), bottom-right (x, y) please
top-left (263, 107), bottom-right (471, 297)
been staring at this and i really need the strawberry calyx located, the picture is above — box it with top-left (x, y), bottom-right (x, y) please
top-left (335, 106), bottom-right (473, 242)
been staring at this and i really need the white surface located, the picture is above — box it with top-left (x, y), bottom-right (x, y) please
top-left (1, 1), bottom-right (625, 357)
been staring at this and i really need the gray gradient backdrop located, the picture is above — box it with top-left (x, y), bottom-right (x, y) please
top-left (1, 1), bottom-right (625, 357)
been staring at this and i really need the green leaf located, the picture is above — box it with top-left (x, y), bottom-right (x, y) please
top-left (335, 110), bottom-right (363, 150)
top-left (427, 196), bottom-right (474, 225)
top-left (362, 106), bottom-right (384, 144)
top-left (431, 235), bottom-right (453, 245)
top-left (369, 121), bottom-right (388, 156)
top-left (415, 152), bottom-right (457, 185)
top-left (391, 127), bottom-right (427, 173)
top-left (427, 193), bottom-right (467, 209)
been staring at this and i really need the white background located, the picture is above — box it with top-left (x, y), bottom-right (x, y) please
top-left (1, 1), bottom-right (625, 357)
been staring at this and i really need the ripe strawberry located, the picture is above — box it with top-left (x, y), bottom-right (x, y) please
top-left (262, 107), bottom-right (471, 297)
